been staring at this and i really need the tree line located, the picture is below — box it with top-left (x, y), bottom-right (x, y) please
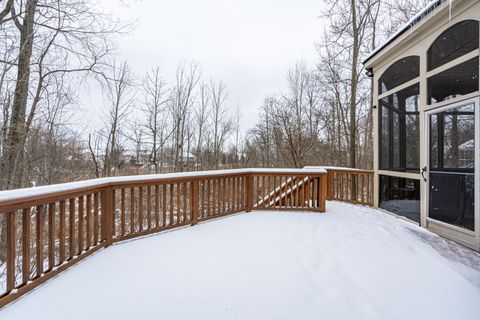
top-left (0, 0), bottom-right (430, 192)
top-left (244, 0), bottom-right (431, 169)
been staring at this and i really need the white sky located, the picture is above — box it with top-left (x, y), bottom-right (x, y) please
top-left (81, 0), bottom-right (324, 134)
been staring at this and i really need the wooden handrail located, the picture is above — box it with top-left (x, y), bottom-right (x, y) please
top-left (0, 168), bottom-right (327, 308)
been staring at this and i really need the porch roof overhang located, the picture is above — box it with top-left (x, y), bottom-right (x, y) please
top-left (363, 0), bottom-right (449, 68)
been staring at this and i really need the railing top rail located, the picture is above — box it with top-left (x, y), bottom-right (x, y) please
top-left (0, 168), bottom-right (327, 208)
top-left (304, 166), bottom-right (374, 174)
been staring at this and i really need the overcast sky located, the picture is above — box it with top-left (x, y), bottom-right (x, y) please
top-left (81, 0), bottom-right (324, 133)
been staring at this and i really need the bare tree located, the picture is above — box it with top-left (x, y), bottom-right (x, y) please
top-left (143, 66), bottom-right (171, 173)
top-left (209, 80), bottom-right (232, 169)
top-left (102, 61), bottom-right (135, 177)
top-left (169, 61), bottom-right (200, 171)
top-left (1, 0), bottom-right (124, 189)
top-left (192, 82), bottom-right (209, 169)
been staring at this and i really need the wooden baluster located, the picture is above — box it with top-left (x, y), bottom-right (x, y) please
top-left (216, 179), bottom-right (220, 215)
top-left (201, 181), bottom-right (206, 218)
top-left (371, 175), bottom-right (374, 205)
top-left (223, 178), bottom-right (227, 214)
top-left (78, 196), bottom-right (84, 255)
top-left (241, 176), bottom-right (245, 210)
top-left (360, 175), bottom-right (365, 204)
top-left (253, 176), bottom-right (261, 206)
top-left (340, 174), bottom-right (344, 201)
top-left (261, 176), bottom-right (265, 208)
top-left (94, 193), bottom-right (99, 245)
top-left (333, 173), bottom-right (337, 200)
top-left (59, 201), bottom-right (65, 263)
top-left (207, 180), bottom-right (213, 216)
top-left (162, 185), bottom-right (167, 226)
top-left (266, 176), bottom-right (271, 208)
top-left (183, 182), bottom-right (188, 221)
top-left (295, 178), bottom-right (301, 208)
top-left (6, 211), bottom-right (16, 291)
top-left (169, 184), bottom-right (174, 225)
top-left (288, 177), bottom-right (292, 207)
top-left (22, 208), bottom-right (31, 284)
top-left (232, 177), bottom-right (237, 212)
top-left (303, 178), bottom-right (308, 208)
top-left (155, 185), bottom-right (160, 228)
top-left (226, 178), bottom-right (231, 213)
top-left (147, 186), bottom-right (152, 229)
top-left (86, 194), bottom-right (92, 247)
top-left (130, 188), bottom-right (135, 233)
top-left (312, 179), bottom-right (316, 208)
top-left (48, 203), bottom-right (55, 271)
top-left (304, 177), bottom-right (310, 208)
top-left (217, 179), bottom-right (221, 215)
top-left (273, 176), bottom-right (277, 209)
top-left (176, 183), bottom-right (181, 223)
top-left (238, 177), bottom-right (242, 211)
top-left (191, 181), bottom-right (198, 226)
top-left (121, 188), bottom-right (126, 235)
top-left (139, 186), bottom-right (144, 231)
top-left (69, 199), bottom-right (75, 259)
top-left (36, 205), bottom-right (45, 277)
top-left (351, 174), bottom-right (354, 203)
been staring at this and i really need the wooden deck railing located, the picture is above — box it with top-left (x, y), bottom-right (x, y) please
top-left (326, 168), bottom-right (374, 206)
top-left (0, 168), bottom-right (329, 308)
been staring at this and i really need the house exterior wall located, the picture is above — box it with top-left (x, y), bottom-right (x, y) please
top-left (365, 0), bottom-right (480, 251)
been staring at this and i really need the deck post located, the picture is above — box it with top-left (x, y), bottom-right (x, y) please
top-left (102, 187), bottom-right (114, 247)
top-left (319, 173), bottom-right (327, 213)
top-left (327, 170), bottom-right (334, 200)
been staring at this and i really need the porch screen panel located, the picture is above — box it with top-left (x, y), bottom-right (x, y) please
top-left (379, 84), bottom-right (420, 172)
top-left (429, 104), bottom-right (475, 231)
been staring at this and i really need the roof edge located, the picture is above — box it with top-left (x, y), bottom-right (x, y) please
top-left (362, 0), bottom-right (446, 65)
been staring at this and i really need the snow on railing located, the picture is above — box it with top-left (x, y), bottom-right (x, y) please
top-left (0, 168), bottom-right (327, 308)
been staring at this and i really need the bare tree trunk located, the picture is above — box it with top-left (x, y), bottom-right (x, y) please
top-left (4, 0), bottom-right (38, 189)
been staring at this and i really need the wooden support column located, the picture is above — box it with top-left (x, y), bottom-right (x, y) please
top-left (327, 170), bottom-right (334, 200)
top-left (319, 174), bottom-right (327, 213)
top-left (102, 187), bottom-right (114, 247)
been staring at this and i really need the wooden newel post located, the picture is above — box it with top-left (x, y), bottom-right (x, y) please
top-left (327, 170), bottom-right (334, 201)
top-left (319, 173), bottom-right (327, 213)
top-left (191, 180), bottom-right (199, 226)
top-left (246, 174), bottom-right (253, 212)
top-left (102, 187), bottom-right (114, 247)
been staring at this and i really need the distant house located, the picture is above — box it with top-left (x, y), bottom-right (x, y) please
top-left (179, 152), bottom-right (195, 167)
top-left (364, 0), bottom-right (479, 251)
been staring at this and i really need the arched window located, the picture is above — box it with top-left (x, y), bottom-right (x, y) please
top-left (427, 20), bottom-right (479, 71)
top-left (378, 56), bottom-right (419, 94)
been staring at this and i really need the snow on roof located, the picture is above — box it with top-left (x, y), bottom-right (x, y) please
top-left (1, 201), bottom-right (479, 319)
top-left (363, 0), bottom-right (446, 65)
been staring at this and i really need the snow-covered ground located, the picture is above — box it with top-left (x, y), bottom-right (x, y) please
top-left (1, 202), bottom-right (479, 320)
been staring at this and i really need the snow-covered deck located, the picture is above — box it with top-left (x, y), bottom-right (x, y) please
top-left (1, 202), bottom-right (479, 320)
